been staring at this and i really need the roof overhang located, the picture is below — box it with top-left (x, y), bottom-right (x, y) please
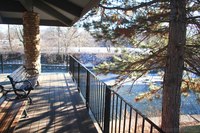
top-left (0, 0), bottom-right (100, 26)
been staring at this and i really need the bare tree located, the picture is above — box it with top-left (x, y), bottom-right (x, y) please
top-left (7, 25), bottom-right (13, 52)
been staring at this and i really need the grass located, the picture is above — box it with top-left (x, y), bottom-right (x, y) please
top-left (180, 125), bottom-right (200, 133)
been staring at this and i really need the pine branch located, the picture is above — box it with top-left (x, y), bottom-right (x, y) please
top-left (99, 0), bottom-right (167, 11)
top-left (184, 59), bottom-right (200, 76)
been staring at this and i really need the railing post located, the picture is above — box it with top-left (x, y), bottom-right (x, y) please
top-left (104, 86), bottom-right (111, 133)
top-left (0, 54), bottom-right (3, 73)
top-left (77, 63), bottom-right (80, 91)
top-left (69, 56), bottom-right (72, 73)
top-left (86, 71), bottom-right (90, 110)
top-left (72, 58), bottom-right (75, 77)
top-left (66, 55), bottom-right (69, 72)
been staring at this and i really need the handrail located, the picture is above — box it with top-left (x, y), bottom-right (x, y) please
top-left (70, 56), bottom-right (104, 81)
top-left (69, 55), bottom-right (108, 87)
top-left (69, 55), bottom-right (164, 133)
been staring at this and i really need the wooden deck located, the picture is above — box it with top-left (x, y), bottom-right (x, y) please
top-left (1, 73), bottom-right (97, 133)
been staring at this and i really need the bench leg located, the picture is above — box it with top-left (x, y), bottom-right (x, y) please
top-left (0, 85), bottom-right (13, 96)
top-left (36, 81), bottom-right (40, 86)
top-left (23, 109), bottom-right (28, 118)
top-left (27, 96), bottom-right (33, 105)
top-left (15, 93), bottom-right (33, 105)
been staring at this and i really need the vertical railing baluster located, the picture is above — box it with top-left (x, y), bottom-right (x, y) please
top-left (71, 57), bottom-right (73, 75)
top-left (73, 59), bottom-right (75, 78)
top-left (102, 84), bottom-right (106, 130)
top-left (1, 54), bottom-right (3, 73)
top-left (123, 103), bottom-right (127, 133)
top-left (86, 71), bottom-right (90, 110)
top-left (71, 56), bottom-right (73, 73)
top-left (66, 54), bottom-right (69, 72)
top-left (99, 83), bottom-right (103, 127)
top-left (141, 117), bottom-right (145, 133)
top-left (115, 96), bottom-right (118, 133)
top-left (128, 108), bottom-right (132, 133)
top-left (97, 81), bottom-right (100, 123)
top-left (77, 63), bottom-right (80, 91)
top-left (111, 94), bottom-right (115, 133)
top-left (69, 56), bottom-right (71, 72)
top-left (118, 99), bottom-right (122, 133)
top-left (150, 125), bottom-right (153, 133)
top-left (134, 112), bottom-right (138, 133)
top-left (72, 57), bottom-right (75, 77)
top-left (103, 86), bottom-right (111, 133)
top-left (94, 78), bottom-right (97, 119)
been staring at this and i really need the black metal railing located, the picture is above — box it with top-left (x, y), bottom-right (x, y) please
top-left (0, 53), bottom-right (68, 73)
top-left (69, 55), bottom-right (164, 133)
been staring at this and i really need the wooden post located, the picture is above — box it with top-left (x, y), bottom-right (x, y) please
top-left (23, 11), bottom-right (41, 75)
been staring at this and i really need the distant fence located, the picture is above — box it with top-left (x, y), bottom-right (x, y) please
top-left (0, 53), bottom-right (23, 73)
top-left (0, 53), bottom-right (68, 73)
top-left (69, 55), bottom-right (164, 133)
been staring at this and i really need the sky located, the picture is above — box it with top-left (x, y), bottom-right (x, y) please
top-left (0, 24), bottom-right (50, 32)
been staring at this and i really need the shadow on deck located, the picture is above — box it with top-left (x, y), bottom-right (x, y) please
top-left (10, 73), bottom-right (98, 133)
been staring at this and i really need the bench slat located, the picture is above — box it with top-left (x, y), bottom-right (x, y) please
top-left (10, 67), bottom-right (25, 78)
top-left (0, 96), bottom-right (6, 105)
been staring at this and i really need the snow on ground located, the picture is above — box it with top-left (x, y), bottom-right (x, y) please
top-left (97, 73), bottom-right (163, 87)
top-left (68, 47), bottom-right (150, 54)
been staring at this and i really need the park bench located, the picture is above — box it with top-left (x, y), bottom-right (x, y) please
top-left (0, 85), bottom-right (28, 133)
top-left (3, 66), bottom-right (39, 103)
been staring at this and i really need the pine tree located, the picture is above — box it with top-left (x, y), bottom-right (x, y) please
top-left (81, 0), bottom-right (200, 132)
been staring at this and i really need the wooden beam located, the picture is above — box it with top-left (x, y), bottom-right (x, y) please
top-left (33, 0), bottom-right (72, 26)
top-left (0, 17), bottom-right (3, 23)
top-left (72, 0), bottom-right (101, 25)
top-left (18, 0), bottom-right (33, 11)
top-left (44, 0), bottom-right (83, 17)
top-left (1, 17), bottom-right (66, 26)
top-left (0, 0), bottom-right (26, 12)
top-left (1, 17), bottom-right (23, 24)
top-left (40, 20), bottom-right (66, 26)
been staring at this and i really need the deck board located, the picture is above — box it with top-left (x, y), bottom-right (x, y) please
top-left (14, 73), bottom-right (98, 133)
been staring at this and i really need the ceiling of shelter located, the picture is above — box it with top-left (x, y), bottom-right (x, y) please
top-left (0, 0), bottom-right (100, 26)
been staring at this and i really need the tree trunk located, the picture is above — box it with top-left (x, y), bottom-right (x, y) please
top-left (57, 27), bottom-right (61, 54)
top-left (7, 25), bottom-right (13, 52)
top-left (161, 0), bottom-right (186, 133)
